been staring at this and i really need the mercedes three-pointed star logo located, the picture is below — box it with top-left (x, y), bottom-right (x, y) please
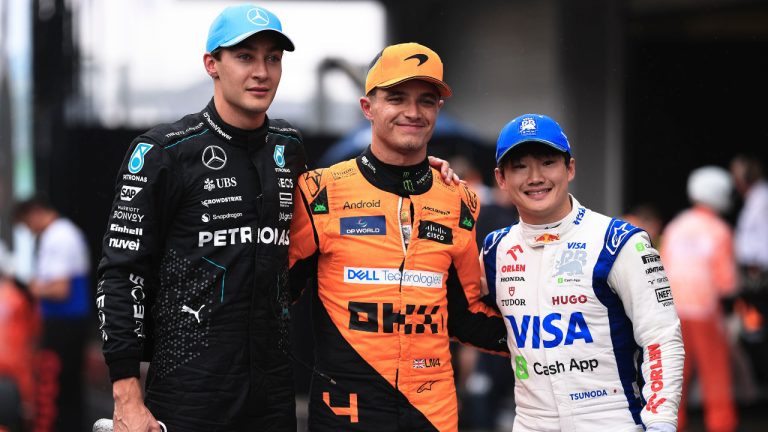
top-left (247, 8), bottom-right (270, 26)
top-left (202, 145), bottom-right (227, 170)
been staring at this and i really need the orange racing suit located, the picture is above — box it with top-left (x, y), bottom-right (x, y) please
top-left (289, 148), bottom-right (508, 431)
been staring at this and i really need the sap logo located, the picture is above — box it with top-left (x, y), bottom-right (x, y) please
top-left (501, 264), bottom-right (526, 272)
top-left (573, 207), bottom-right (586, 225)
top-left (567, 242), bottom-right (586, 249)
top-left (120, 185), bottom-right (142, 202)
top-left (348, 301), bottom-right (441, 334)
top-left (340, 216), bottom-right (386, 236)
top-left (277, 177), bottom-right (293, 189)
top-left (505, 312), bottom-right (593, 349)
top-left (109, 238), bottom-right (140, 251)
top-left (128, 143), bottom-right (153, 174)
top-left (555, 250), bottom-right (587, 276)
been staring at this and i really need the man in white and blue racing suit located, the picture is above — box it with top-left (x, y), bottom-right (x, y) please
top-left (482, 114), bottom-right (684, 431)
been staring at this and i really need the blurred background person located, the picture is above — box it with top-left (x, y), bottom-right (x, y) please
top-left (0, 241), bottom-right (39, 432)
top-left (661, 166), bottom-right (738, 432)
top-left (623, 203), bottom-right (664, 248)
top-left (730, 154), bottom-right (768, 388)
top-left (13, 196), bottom-right (91, 432)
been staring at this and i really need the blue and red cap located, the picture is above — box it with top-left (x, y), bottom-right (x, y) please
top-left (206, 4), bottom-right (295, 53)
top-left (495, 114), bottom-right (570, 165)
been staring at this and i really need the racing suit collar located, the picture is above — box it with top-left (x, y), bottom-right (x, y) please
top-left (203, 99), bottom-right (269, 148)
top-left (520, 194), bottom-right (585, 247)
top-left (355, 146), bottom-right (433, 196)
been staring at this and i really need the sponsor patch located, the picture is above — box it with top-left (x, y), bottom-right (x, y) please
top-left (128, 143), bottom-right (153, 174)
top-left (340, 216), bottom-right (386, 236)
top-left (418, 221), bottom-right (453, 245)
top-left (344, 267), bottom-right (443, 289)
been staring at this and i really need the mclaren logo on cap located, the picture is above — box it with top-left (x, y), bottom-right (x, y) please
top-left (405, 53), bottom-right (429, 66)
top-left (247, 8), bottom-right (269, 26)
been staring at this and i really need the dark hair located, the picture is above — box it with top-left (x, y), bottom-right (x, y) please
top-left (12, 194), bottom-right (54, 222)
top-left (498, 141), bottom-right (571, 169)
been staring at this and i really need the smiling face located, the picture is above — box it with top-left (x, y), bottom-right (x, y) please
top-left (360, 79), bottom-right (444, 165)
top-left (204, 32), bottom-right (283, 129)
top-left (495, 144), bottom-right (575, 225)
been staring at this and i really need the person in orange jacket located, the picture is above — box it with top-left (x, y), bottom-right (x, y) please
top-left (662, 166), bottom-right (739, 432)
top-left (289, 42), bottom-right (508, 432)
top-left (0, 243), bottom-right (40, 431)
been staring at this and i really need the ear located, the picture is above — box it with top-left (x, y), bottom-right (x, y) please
top-left (494, 167), bottom-right (507, 190)
top-left (359, 96), bottom-right (374, 121)
top-left (203, 53), bottom-right (219, 79)
top-left (437, 99), bottom-right (444, 112)
top-left (567, 157), bottom-right (576, 183)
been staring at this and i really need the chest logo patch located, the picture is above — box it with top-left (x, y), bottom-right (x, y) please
top-left (555, 250), bottom-right (587, 276)
top-left (273, 145), bottom-right (286, 168)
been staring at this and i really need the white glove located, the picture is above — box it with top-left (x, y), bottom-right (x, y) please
top-left (645, 423), bottom-right (676, 432)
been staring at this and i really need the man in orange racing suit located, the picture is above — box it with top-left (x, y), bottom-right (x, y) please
top-left (289, 42), bottom-right (508, 432)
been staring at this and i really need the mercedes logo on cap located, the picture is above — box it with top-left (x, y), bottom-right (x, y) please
top-left (202, 145), bottom-right (227, 170)
top-left (247, 8), bottom-right (270, 26)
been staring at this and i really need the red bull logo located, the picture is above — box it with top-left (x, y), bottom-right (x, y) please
top-left (535, 233), bottom-right (560, 243)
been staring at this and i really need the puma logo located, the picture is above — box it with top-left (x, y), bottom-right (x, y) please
top-left (181, 304), bottom-right (205, 323)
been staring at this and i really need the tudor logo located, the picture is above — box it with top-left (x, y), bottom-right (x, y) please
top-left (247, 8), bottom-right (269, 26)
top-left (202, 145), bottom-right (227, 170)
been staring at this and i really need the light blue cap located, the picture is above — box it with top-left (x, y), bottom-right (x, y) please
top-left (206, 4), bottom-right (295, 53)
top-left (495, 114), bottom-right (570, 165)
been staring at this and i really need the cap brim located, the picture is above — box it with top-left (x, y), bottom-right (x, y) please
top-left (376, 76), bottom-right (452, 98)
top-left (219, 29), bottom-right (295, 52)
top-left (497, 139), bottom-right (569, 165)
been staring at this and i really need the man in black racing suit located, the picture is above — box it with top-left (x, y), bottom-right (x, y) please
top-left (96, 4), bottom-right (305, 431)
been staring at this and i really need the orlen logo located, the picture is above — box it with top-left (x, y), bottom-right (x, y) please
top-left (506, 245), bottom-right (523, 261)
top-left (645, 343), bottom-right (667, 413)
top-left (120, 185), bottom-right (142, 202)
top-left (501, 264), bottom-right (525, 272)
top-left (505, 312), bottom-right (593, 349)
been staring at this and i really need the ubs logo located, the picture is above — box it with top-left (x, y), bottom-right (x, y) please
top-left (202, 145), bottom-right (227, 170)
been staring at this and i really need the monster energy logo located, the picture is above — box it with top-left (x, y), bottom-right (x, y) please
top-left (462, 217), bottom-right (474, 228)
top-left (515, 355), bottom-right (529, 379)
top-left (313, 202), bottom-right (327, 212)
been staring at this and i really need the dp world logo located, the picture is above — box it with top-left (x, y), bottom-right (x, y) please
top-left (128, 143), bottom-right (153, 174)
top-left (202, 145), bottom-right (227, 170)
top-left (273, 145), bottom-right (286, 168)
top-left (247, 8), bottom-right (270, 26)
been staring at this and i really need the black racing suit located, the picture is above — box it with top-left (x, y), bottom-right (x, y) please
top-left (97, 100), bottom-right (306, 431)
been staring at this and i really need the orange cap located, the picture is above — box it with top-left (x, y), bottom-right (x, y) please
top-left (365, 42), bottom-right (452, 97)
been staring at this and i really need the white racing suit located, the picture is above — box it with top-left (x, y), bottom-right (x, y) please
top-left (482, 196), bottom-right (684, 431)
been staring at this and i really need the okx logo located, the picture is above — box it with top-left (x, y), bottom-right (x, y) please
top-left (128, 143), bottom-right (153, 174)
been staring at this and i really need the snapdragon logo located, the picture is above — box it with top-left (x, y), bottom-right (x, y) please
top-left (344, 267), bottom-right (443, 289)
